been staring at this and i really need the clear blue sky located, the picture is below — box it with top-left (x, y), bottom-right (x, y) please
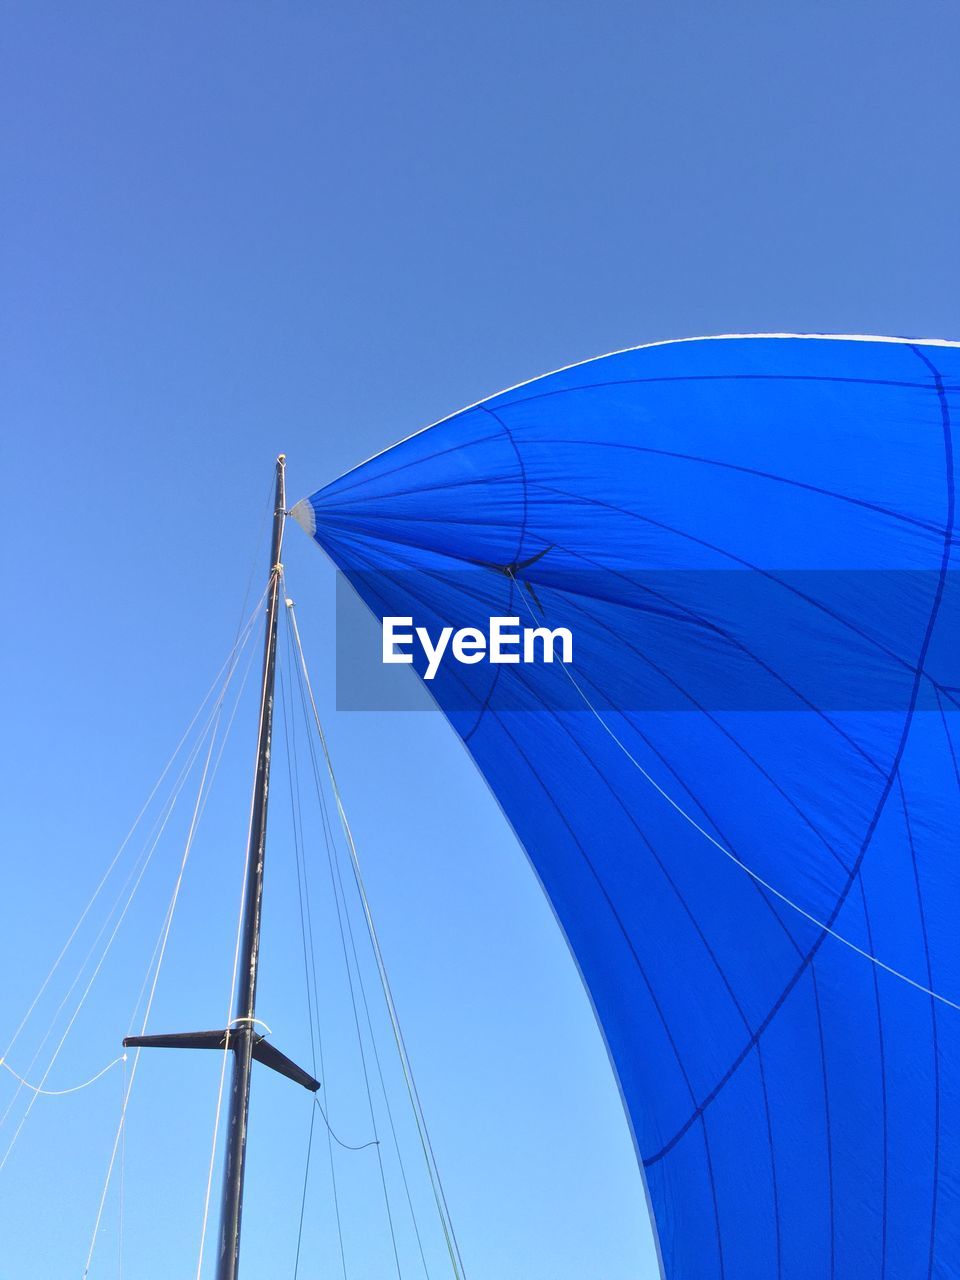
top-left (1, 3), bottom-right (957, 1277)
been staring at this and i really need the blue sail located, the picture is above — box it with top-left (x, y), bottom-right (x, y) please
top-left (294, 335), bottom-right (960, 1279)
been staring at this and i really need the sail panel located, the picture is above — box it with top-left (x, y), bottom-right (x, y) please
top-left (297, 335), bottom-right (960, 1278)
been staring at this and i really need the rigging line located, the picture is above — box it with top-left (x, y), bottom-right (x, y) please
top-left (284, 588), bottom-right (464, 1280)
top-left (279, 666), bottom-right (319, 1075)
top-left (281, 615), bottom-right (404, 1280)
top-left (1, 587), bottom-right (269, 1071)
top-left (509, 583), bottom-right (960, 1014)
top-left (84, 702), bottom-right (224, 1279)
top-left (1, 602), bottom-right (264, 1137)
top-left (322, 777), bottom-right (432, 1277)
top-left (118, 1054), bottom-right (126, 1280)
top-left (84, 635), bottom-right (249, 1280)
top-left (196, 560), bottom-right (289, 1280)
top-left (0, 679), bottom-right (237, 1134)
top-left (283, 638), bottom-right (423, 1263)
top-left (1, 711), bottom-right (222, 1170)
top-left (280, 660), bottom-right (338, 1280)
top-left (0, 1053), bottom-right (125, 1096)
top-left (234, 473), bottom-right (279, 640)
top-left (125, 628), bottom-right (262, 1043)
top-left (282, 615), bottom-right (409, 1262)
top-left (285, 590), bottom-right (460, 1279)
top-left (279, 642), bottom-right (348, 1280)
top-left (314, 1094), bottom-right (381, 1151)
top-left (294, 1100), bottom-right (318, 1280)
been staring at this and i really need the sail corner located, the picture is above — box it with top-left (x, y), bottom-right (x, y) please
top-left (289, 497), bottom-right (317, 538)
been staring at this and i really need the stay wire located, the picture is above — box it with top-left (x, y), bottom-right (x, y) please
top-left (125, 621), bottom-right (261, 1052)
top-left (279, 661), bottom-right (348, 1280)
top-left (283, 656), bottom-right (395, 1163)
top-left (1, 588), bottom-right (269, 1072)
top-left (285, 598), bottom-right (450, 1278)
top-left (322, 778), bottom-right (432, 1278)
top-left (314, 1094), bottom-right (381, 1152)
top-left (83, 600), bottom-right (261, 1279)
top-left (0, 666), bottom-right (242, 1136)
top-left (294, 1099), bottom-right (317, 1280)
top-left (279, 667), bottom-right (319, 1074)
top-left (118, 1053), bottom-right (126, 1279)
top-left (281, 615), bottom-right (403, 1280)
top-left (234, 474), bottom-right (279, 639)
top-left (0, 1055), bottom-right (125, 1096)
top-left (1, 693), bottom-right (226, 1172)
top-left (84, 702), bottom-right (222, 1277)
top-left (1, 752), bottom-right (192, 1130)
top-left (284, 589), bottom-right (466, 1280)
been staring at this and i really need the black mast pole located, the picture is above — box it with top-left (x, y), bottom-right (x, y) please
top-left (124, 453), bottom-right (321, 1269)
top-left (216, 453), bottom-right (286, 1280)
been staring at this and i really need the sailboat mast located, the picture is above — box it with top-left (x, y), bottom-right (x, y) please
top-left (217, 453), bottom-right (287, 1280)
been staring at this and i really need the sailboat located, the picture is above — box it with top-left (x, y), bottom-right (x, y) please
top-left (4, 333), bottom-right (959, 1278)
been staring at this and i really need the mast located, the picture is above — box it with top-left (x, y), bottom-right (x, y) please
top-left (126, 453), bottom-right (321, 1278)
top-left (216, 452), bottom-right (286, 1280)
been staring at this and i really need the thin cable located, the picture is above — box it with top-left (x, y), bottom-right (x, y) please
top-left (282, 617), bottom-right (403, 1280)
top-left (322, 778), bottom-right (432, 1277)
top-left (118, 1054), bottom-right (126, 1280)
top-left (2, 717), bottom-right (215, 1171)
top-left (279, 667), bottom-right (319, 1077)
top-left (509, 580), bottom-right (960, 1013)
top-left (285, 593), bottom-right (448, 1268)
top-left (0, 1053), bottom-right (125, 1096)
top-left (82, 713), bottom-right (222, 1276)
top-left (124, 631), bottom-right (262, 1046)
top-left (322, 827), bottom-right (403, 1279)
top-left (235, 475), bottom-right (278, 638)
top-left (293, 1100), bottom-right (317, 1280)
top-left (285, 589), bottom-right (463, 1278)
top-left (314, 1094), bottom-right (381, 1152)
top-left (1, 588), bottom-right (268, 1072)
top-left (83, 617), bottom-right (254, 1279)
top-left (279, 658), bottom-right (348, 1280)
top-left (1, 676), bottom-right (239, 1135)
top-left (0, 596), bottom-right (267, 1134)
top-left (284, 654), bottom-right (418, 1280)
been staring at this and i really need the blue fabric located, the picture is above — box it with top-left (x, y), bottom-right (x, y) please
top-left (297, 336), bottom-right (960, 1279)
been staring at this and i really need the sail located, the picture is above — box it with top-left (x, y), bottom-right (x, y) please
top-left (294, 334), bottom-right (960, 1279)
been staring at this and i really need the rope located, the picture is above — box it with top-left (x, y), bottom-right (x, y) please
top-left (228, 1016), bottom-right (273, 1034)
top-left (0, 1053), bottom-right (125, 1096)
top-left (0, 589), bottom-right (268, 1075)
top-left (81, 713), bottom-right (222, 1276)
top-left (279, 662), bottom-right (348, 1280)
top-left (0, 592), bottom-right (268, 1143)
top-left (321, 777), bottom-right (432, 1277)
top-left (1, 714), bottom-right (215, 1170)
top-left (314, 1095), bottom-right (381, 1152)
top-left (294, 1101), bottom-right (317, 1280)
top-left (284, 585), bottom-right (466, 1279)
top-left (279, 666), bottom-right (319, 1077)
top-left (510, 583), bottom-right (960, 1013)
top-left (0, 683), bottom-right (235, 1138)
top-left (280, 621), bottom-right (404, 1279)
top-left (118, 1054), bottom-right (126, 1279)
top-left (121, 629), bottom-right (260, 1046)
top-left (82, 603), bottom-right (259, 1279)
